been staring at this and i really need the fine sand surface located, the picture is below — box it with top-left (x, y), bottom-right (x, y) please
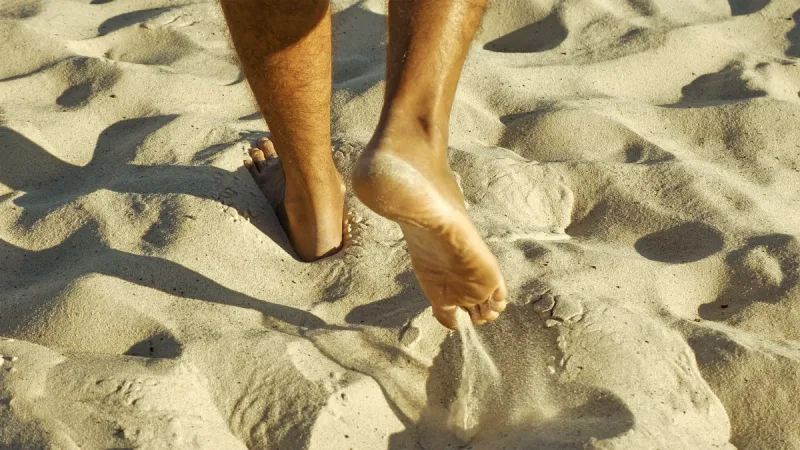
top-left (2, 0), bottom-right (800, 448)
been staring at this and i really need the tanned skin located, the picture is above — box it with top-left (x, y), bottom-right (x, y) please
top-left (220, 0), bottom-right (507, 329)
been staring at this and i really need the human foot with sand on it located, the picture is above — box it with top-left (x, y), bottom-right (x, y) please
top-left (226, 0), bottom-right (507, 329)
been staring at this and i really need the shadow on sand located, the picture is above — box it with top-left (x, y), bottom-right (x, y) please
top-left (699, 233), bottom-right (800, 320)
top-left (0, 221), bottom-right (345, 332)
top-left (483, 10), bottom-right (568, 53)
top-left (0, 116), bottom-right (293, 255)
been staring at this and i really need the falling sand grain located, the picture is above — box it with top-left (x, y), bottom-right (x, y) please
top-left (447, 308), bottom-right (501, 442)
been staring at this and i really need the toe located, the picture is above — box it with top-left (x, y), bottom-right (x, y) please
top-left (244, 159), bottom-right (259, 178)
top-left (488, 280), bottom-right (508, 313)
top-left (249, 148), bottom-right (268, 173)
top-left (432, 304), bottom-right (459, 330)
top-left (478, 302), bottom-right (500, 322)
top-left (466, 305), bottom-right (487, 326)
top-left (258, 138), bottom-right (279, 159)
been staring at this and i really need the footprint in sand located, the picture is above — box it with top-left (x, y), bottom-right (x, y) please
top-left (532, 290), bottom-right (585, 327)
top-left (700, 233), bottom-right (800, 322)
top-left (1, 354), bottom-right (18, 373)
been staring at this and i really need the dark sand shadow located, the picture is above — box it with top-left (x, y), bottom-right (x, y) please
top-left (727, 0), bottom-right (770, 16)
top-left (125, 331), bottom-right (183, 358)
top-left (0, 56), bottom-right (81, 83)
top-left (0, 222), bottom-right (345, 332)
top-left (345, 271), bottom-right (428, 328)
top-left (662, 63), bottom-right (768, 108)
top-left (0, 116), bottom-right (293, 256)
top-left (98, 7), bottom-right (175, 36)
top-left (635, 222), bottom-right (725, 264)
top-left (57, 83), bottom-right (94, 108)
top-left (787, 9), bottom-right (800, 57)
top-left (237, 111), bottom-right (262, 121)
top-left (483, 10), bottom-right (567, 53)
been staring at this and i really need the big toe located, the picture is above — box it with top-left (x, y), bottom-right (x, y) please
top-left (489, 281), bottom-right (508, 313)
top-left (258, 137), bottom-right (279, 158)
top-left (432, 304), bottom-right (459, 330)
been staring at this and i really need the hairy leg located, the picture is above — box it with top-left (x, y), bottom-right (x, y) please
top-left (220, 0), bottom-right (344, 261)
top-left (353, 0), bottom-right (507, 329)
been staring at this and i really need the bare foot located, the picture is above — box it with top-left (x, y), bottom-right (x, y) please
top-left (245, 138), bottom-right (346, 262)
top-left (352, 123), bottom-right (507, 329)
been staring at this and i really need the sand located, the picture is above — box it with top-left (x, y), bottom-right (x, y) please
top-left (1, 0), bottom-right (799, 448)
top-left (447, 308), bottom-right (501, 442)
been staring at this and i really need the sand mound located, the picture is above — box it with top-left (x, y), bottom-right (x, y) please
top-left (2, 0), bottom-right (799, 448)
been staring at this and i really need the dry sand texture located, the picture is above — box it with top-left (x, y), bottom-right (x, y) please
top-left (1, 0), bottom-right (800, 448)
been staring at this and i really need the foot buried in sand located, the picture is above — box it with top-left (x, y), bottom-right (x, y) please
top-left (353, 131), bottom-right (508, 329)
top-left (245, 138), bottom-right (346, 262)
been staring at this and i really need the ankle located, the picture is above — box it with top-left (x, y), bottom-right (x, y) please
top-left (372, 110), bottom-right (449, 156)
top-left (284, 163), bottom-right (345, 201)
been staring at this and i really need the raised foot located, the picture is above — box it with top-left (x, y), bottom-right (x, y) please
top-left (353, 141), bottom-right (507, 329)
top-left (245, 138), bottom-right (345, 262)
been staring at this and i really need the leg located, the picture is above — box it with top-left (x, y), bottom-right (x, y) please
top-left (353, 0), bottom-right (507, 329)
top-left (220, 0), bottom-right (345, 262)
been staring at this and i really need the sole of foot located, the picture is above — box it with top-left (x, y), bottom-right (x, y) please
top-left (352, 137), bottom-right (507, 330)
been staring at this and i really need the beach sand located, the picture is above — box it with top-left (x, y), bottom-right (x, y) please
top-left (1, 0), bottom-right (799, 448)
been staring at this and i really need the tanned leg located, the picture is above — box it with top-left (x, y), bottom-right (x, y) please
top-left (220, 0), bottom-right (344, 262)
top-left (353, 0), bottom-right (508, 329)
